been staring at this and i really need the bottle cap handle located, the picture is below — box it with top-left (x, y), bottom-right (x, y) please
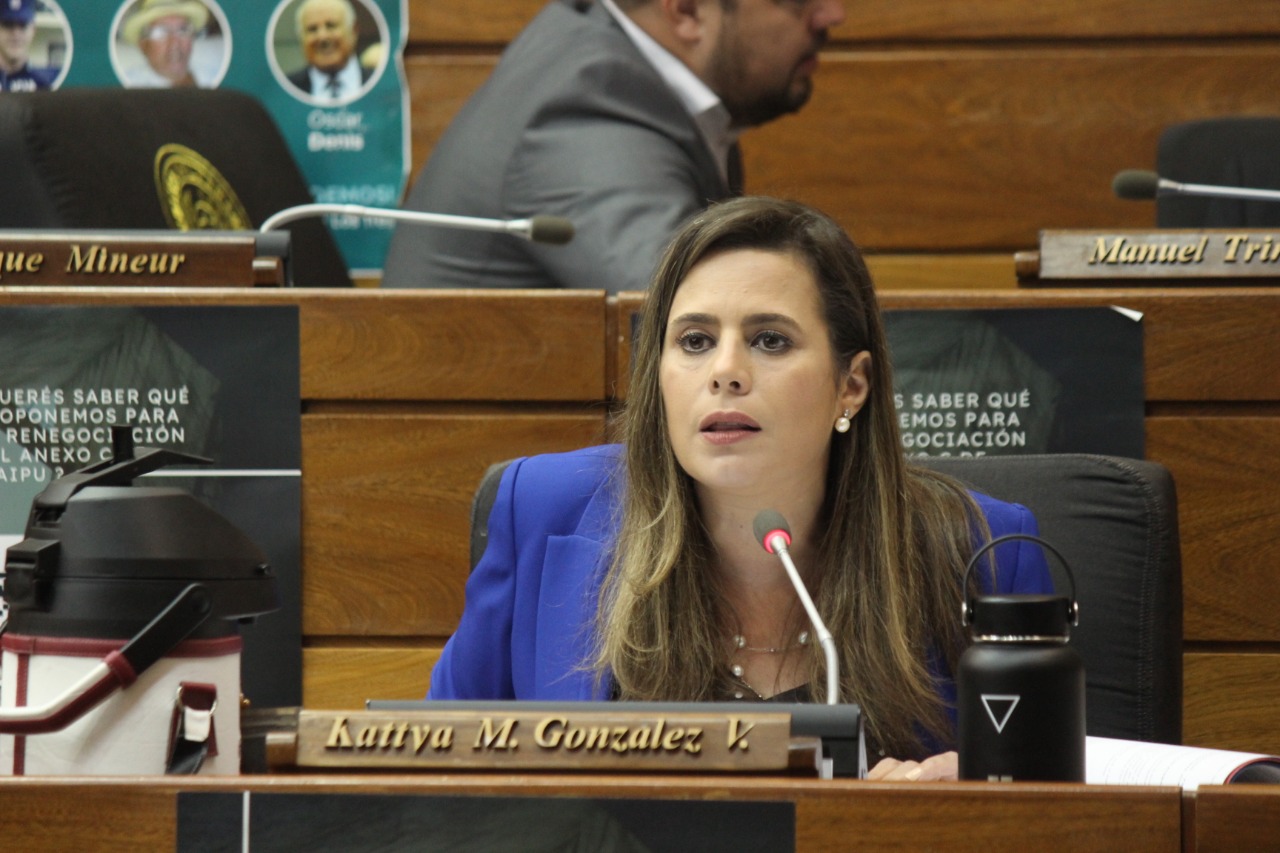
top-left (961, 533), bottom-right (1078, 628)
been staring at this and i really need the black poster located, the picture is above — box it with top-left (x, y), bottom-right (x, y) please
top-left (0, 305), bottom-right (301, 706)
top-left (885, 307), bottom-right (1145, 459)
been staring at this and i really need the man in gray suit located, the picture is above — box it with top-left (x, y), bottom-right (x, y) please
top-left (381, 0), bottom-right (846, 292)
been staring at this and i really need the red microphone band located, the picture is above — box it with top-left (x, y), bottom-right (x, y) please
top-left (763, 529), bottom-right (791, 554)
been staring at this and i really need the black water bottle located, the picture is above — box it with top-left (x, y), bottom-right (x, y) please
top-left (957, 534), bottom-right (1085, 782)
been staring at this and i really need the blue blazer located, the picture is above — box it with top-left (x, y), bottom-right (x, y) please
top-left (429, 445), bottom-right (1053, 710)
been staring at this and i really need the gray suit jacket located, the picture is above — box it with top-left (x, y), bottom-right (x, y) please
top-left (381, 0), bottom-right (732, 292)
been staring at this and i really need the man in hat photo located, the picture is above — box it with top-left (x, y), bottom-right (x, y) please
top-left (0, 0), bottom-right (59, 91)
top-left (118, 0), bottom-right (223, 88)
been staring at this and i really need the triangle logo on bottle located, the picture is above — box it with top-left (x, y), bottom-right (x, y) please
top-left (980, 694), bottom-right (1021, 733)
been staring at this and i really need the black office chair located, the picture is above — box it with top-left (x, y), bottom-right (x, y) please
top-left (1156, 115), bottom-right (1280, 228)
top-left (920, 454), bottom-right (1181, 744)
top-left (469, 453), bottom-right (1182, 744)
top-left (0, 87), bottom-right (350, 287)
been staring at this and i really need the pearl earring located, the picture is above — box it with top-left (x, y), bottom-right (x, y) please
top-left (834, 409), bottom-right (852, 434)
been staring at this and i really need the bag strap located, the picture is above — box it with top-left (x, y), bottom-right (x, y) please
top-left (166, 681), bottom-right (218, 775)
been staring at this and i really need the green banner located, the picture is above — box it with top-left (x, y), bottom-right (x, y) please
top-left (16, 0), bottom-right (408, 274)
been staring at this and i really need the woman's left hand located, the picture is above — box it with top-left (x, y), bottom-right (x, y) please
top-left (867, 750), bottom-right (958, 781)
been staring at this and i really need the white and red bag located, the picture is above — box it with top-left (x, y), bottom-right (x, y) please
top-left (1, 632), bottom-right (240, 775)
top-left (0, 432), bottom-right (278, 777)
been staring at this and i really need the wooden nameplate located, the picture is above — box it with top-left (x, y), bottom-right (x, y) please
top-left (0, 231), bottom-right (282, 287)
top-left (274, 708), bottom-right (809, 774)
top-left (1016, 229), bottom-right (1280, 284)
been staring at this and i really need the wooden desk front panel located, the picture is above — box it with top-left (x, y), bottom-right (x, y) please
top-left (0, 776), bottom-right (1184, 853)
top-left (0, 289), bottom-right (607, 402)
top-left (1184, 654), bottom-right (1280, 756)
top-left (1193, 786), bottom-right (1280, 853)
top-left (298, 290), bottom-right (607, 402)
top-left (302, 411), bottom-right (606, 638)
top-left (1148, 417), bottom-right (1280, 643)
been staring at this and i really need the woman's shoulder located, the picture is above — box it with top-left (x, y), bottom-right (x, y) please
top-left (906, 464), bottom-right (1037, 538)
top-left (966, 489), bottom-right (1052, 594)
top-left (505, 444), bottom-right (622, 489)
top-left (501, 444), bottom-right (624, 532)
top-left (967, 488), bottom-right (1038, 538)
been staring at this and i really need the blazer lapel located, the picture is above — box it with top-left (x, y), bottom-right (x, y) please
top-left (536, 473), bottom-right (620, 699)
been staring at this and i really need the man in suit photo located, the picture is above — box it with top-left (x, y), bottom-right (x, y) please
top-left (284, 0), bottom-right (373, 105)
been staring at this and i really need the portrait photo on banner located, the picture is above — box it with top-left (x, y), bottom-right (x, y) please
top-left (109, 0), bottom-right (231, 89)
top-left (0, 0), bottom-right (70, 91)
top-left (267, 0), bottom-right (388, 108)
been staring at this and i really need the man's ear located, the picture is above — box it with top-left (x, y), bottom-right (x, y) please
top-left (840, 351), bottom-right (872, 418)
top-left (658, 0), bottom-right (714, 44)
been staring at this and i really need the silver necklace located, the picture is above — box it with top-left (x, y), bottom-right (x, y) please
top-left (730, 630), bottom-right (810, 655)
top-left (728, 668), bottom-right (766, 701)
top-left (727, 631), bottom-right (809, 698)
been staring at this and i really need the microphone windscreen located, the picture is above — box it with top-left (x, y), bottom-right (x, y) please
top-left (528, 215), bottom-right (575, 245)
top-left (1113, 169), bottom-right (1161, 200)
top-left (752, 509), bottom-right (791, 552)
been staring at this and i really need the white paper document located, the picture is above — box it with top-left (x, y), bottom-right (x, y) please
top-left (1087, 736), bottom-right (1278, 789)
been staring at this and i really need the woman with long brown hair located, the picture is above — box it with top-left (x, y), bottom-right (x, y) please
top-left (428, 197), bottom-right (1052, 779)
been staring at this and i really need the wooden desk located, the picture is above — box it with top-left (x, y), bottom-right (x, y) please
top-left (3, 286), bottom-right (1278, 756)
top-left (0, 775), bottom-right (1186, 853)
top-left (1192, 785), bottom-right (1280, 853)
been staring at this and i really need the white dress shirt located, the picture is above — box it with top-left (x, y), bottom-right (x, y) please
top-left (599, 0), bottom-right (739, 186)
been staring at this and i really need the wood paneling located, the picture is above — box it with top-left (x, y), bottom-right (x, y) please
top-left (868, 253), bottom-right (1018, 290)
top-left (302, 646), bottom-right (443, 709)
top-left (407, 0), bottom-right (1280, 47)
top-left (1148, 419), bottom-right (1280, 643)
top-left (1184, 654), bottom-right (1280, 755)
top-left (409, 0), bottom-right (541, 45)
top-left (403, 59), bottom-right (493, 192)
top-left (298, 290), bottom-right (607, 401)
top-left (0, 289), bottom-right (608, 402)
top-left (744, 47), bottom-right (1280, 251)
top-left (0, 786), bottom-right (175, 852)
top-left (402, 47), bottom-right (1280, 252)
top-left (840, 1), bottom-right (1280, 41)
top-left (1193, 787), bottom-right (1280, 853)
top-left (303, 412), bottom-right (605, 636)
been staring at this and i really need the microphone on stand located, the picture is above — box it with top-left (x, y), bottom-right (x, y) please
top-left (1112, 169), bottom-right (1280, 204)
top-left (752, 509), bottom-right (840, 705)
top-left (259, 203), bottom-right (576, 245)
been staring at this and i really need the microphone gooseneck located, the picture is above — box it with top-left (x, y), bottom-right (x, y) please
top-left (751, 509), bottom-right (840, 705)
top-left (258, 203), bottom-right (575, 245)
top-left (1112, 169), bottom-right (1280, 204)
